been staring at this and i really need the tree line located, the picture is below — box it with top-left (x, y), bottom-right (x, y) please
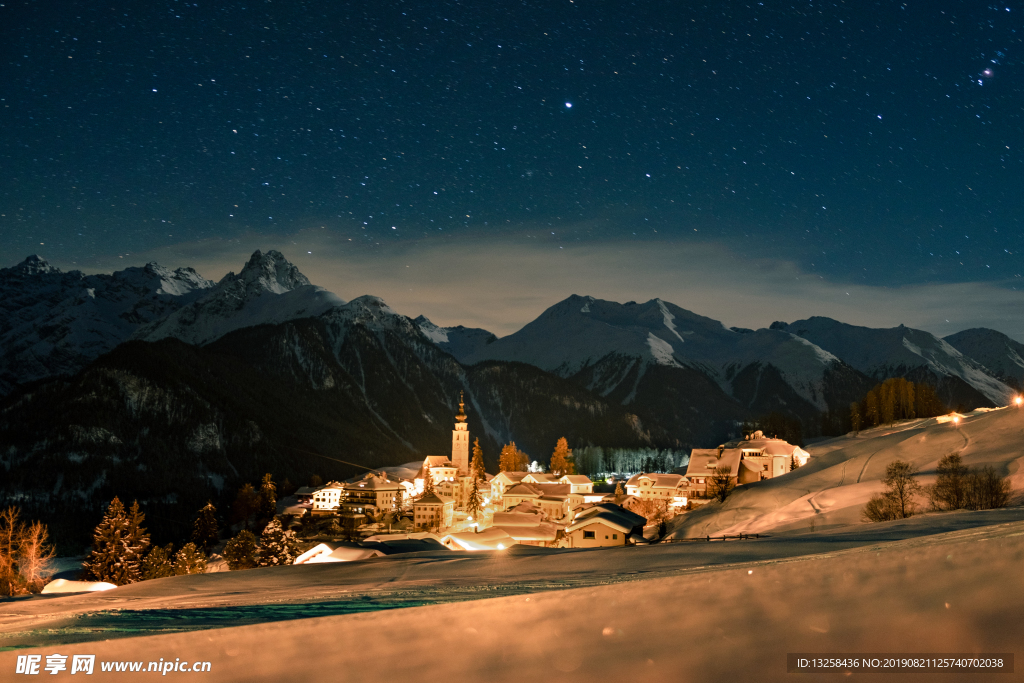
top-left (850, 378), bottom-right (946, 432)
top-left (572, 447), bottom-right (686, 476)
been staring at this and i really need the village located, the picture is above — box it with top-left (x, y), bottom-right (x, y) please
top-left (284, 395), bottom-right (810, 564)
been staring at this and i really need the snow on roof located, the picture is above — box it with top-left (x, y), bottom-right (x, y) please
top-left (362, 531), bottom-right (443, 543)
top-left (685, 449), bottom-right (741, 478)
top-left (504, 482), bottom-right (542, 497)
top-left (566, 511), bottom-right (636, 534)
top-left (627, 473), bottom-right (684, 489)
top-left (344, 474), bottom-right (403, 491)
top-left (492, 472), bottom-right (529, 484)
top-left (414, 492), bottom-right (453, 506)
top-left (580, 503), bottom-right (645, 523)
top-left (560, 475), bottom-right (592, 484)
top-left (495, 523), bottom-right (560, 542)
top-left (492, 508), bottom-right (547, 527)
top-left (443, 528), bottom-right (515, 551)
top-left (294, 486), bottom-right (317, 495)
top-left (523, 473), bottom-right (560, 484)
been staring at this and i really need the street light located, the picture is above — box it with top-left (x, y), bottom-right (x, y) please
top-left (1015, 396), bottom-right (1023, 407)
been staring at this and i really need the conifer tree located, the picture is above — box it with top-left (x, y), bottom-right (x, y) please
top-left (256, 519), bottom-right (298, 567)
top-left (423, 473), bottom-right (436, 496)
top-left (257, 473), bottom-right (278, 523)
top-left (309, 474), bottom-right (323, 487)
top-left (614, 480), bottom-right (625, 504)
top-left (173, 542), bottom-right (208, 575)
top-left (191, 502), bottom-right (219, 553)
top-left (466, 478), bottom-right (481, 522)
top-left (549, 438), bottom-right (573, 477)
top-left (82, 497), bottom-right (150, 585)
top-left (223, 529), bottom-right (258, 570)
top-left (850, 402), bottom-right (862, 433)
top-left (499, 442), bottom-right (517, 472)
top-left (141, 543), bottom-right (176, 580)
top-left (471, 438), bottom-right (487, 480)
top-left (231, 483), bottom-right (260, 530)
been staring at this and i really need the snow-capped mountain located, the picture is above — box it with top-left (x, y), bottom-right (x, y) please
top-left (459, 294), bottom-right (863, 415)
top-left (944, 328), bottom-right (1024, 392)
top-left (0, 255), bottom-right (214, 394)
top-left (134, 250), bottom-right (344, 346)
top-left (771, 317), bottom-right (1015, 407)
top-left (414, 315), bottom-right (497, 361)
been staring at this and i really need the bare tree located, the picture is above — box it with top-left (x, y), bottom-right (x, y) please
top-left (707, 466), bottom-right (735, 503)
top-left (17, 520), bottom-right (55, 592)
top-left (863, 459), bottom-right (923, 522)
top-left (929, 452), bottom-right (970, 511)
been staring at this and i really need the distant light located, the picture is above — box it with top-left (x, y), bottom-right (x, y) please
top-left (565, 102), bottom-right (572, 108)
top-left (497, 543), bottom-right (506, 550)
top-left (1015, 396), bottom-right (1023, 406)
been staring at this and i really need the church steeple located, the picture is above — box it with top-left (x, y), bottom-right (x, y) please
top-left (452, 392), bottom-right (470, 476)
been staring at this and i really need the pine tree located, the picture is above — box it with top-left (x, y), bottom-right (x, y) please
top-left (231, 483), bottom-right (259, 529)
top-left (173, 542), bottom-right (208, 575)
top-left (850, 402), bottom-right (862, 433)
top-left (256, 519), bottom-right (298, 567)
top-left (191, 502), bottom-right (219, 553)
top-left (423, 473), bottom-right (436, 496)
top-left (499, 442), bottom-right (517, 472)
top-left (471, 438), bottom-right (487, 480)
top-left (309, 474), bottom-right (323, 487)
top-left (549, 437), bottom-right (573, 477)
top-left (82, 497), bottom-right (149, 585)
top-left (614, 480), bottom-right (625, 504)
top-left (223, 530), bottom-right (258, 570)
top-left (141, 543), bottom-right (176, 580)
top-left (257, 473), bottom-right (278, 523)
top-left (466, 478), bottom-right (481, 522)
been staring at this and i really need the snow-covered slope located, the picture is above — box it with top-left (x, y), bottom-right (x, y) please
top-left (0, 255), bottom-right (214, 394)
top-left (944, 328), bottom-right (1024, 392)
top-left (135, 250), bottom-right (344, 346)
top-left (669, 405), bottom-right (1024, 539)
top-left (413, 315), bottom-right (497, 362)
top-left (772, 317), bottom-right (1015, 407)
top-left (462, 294), bottom-right (851, 411)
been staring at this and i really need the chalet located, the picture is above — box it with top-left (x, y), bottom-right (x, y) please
top-left (489, 471), bottom-right (529, 498)
top-left (311, 482), bottom-right (345, 513)
top-left (565, 504), bottom-right (646, 548)
top-left (342, 474), bottom-right (403, 516)
top-left (294, 486), bottom-right (317, 505)
top-left (560, 474), bottom-right (594, 494)
top-left (501, 482), bottom-right (580, 521)
top-left (625, 473), bottom-right (688, 509)
top-left (413, 492), bottom-right (455, 531)
top-left (684, 432), bottom-right (808, 498)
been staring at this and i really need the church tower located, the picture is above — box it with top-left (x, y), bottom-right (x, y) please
top-left (452, 392), bottom-right (470, 476)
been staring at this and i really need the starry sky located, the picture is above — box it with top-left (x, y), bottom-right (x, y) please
top-left (3, 0), bottom-right (1024, 337)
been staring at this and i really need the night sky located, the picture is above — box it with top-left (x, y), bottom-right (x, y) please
top-left (3, 0), bottom-right (1024, 336)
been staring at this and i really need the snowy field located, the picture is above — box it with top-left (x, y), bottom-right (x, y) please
top-left (2, 408), bottom-right (1023, 680)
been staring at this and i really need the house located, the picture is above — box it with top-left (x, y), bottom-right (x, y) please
top-left (489, 471), bottom-right (529, 498)
top-left (565, 504), bottom-right (646, 548)
top-left (342, 473), bottom-right (403, 516)
top-left (560, 474), bottom-right (594, 494)
top-left (684, 433), bottom-right (807, 498)
top-left (360, 537), bottom-right (449, 555)
top-left (625, 473), bottom-right (688, 509)
top-left (501, 482), bottom-right (579, 521)
top-left (413, 492), bottom-right (455, 531)
top-left (294, 486), bottom-right (318, 505)
top-left (311, 482), bottom-right (345, 513)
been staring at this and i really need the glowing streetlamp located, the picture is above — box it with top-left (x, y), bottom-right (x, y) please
top-left (952, 415), bottom-right (961, 428)
top-left (1015, 396), bottom-right (1023, 408)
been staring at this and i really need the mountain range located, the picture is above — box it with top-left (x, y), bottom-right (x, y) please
top-left (1, 250), bottom-right (1021, 546)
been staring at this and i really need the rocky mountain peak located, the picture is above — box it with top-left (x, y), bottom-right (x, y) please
top-left (222, 249), bottom-right (310, 295)
top-left (11, 254), bottom-right (61, 277)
